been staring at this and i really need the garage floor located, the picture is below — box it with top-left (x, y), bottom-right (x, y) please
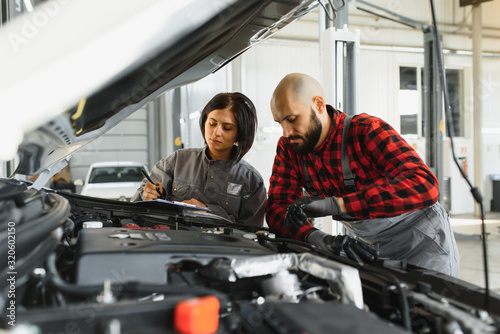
top-left (450, 211), bottom-right (500, 295)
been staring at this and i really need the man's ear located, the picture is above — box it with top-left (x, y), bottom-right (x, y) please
top-left (313, 96), bottom-right (326, 113)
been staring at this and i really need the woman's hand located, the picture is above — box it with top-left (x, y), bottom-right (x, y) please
top-left (143, 181), bottom-right (165, 201)
top-left (182, 198), bottom-right (207, 208)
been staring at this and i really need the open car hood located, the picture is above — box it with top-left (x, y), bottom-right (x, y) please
top-left (1, 1), bottom-right (500, 333)
top-left (0, 0), bottom-right (317, 175)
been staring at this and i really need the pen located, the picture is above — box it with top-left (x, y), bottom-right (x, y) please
top-left (141, 170), bottom-right (163, 198)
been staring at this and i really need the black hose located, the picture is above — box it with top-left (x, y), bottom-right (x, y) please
top-left (0, 228), bottom-right (60, 310)
top-left (1, 192), bottom-right (70, 261)
top-left (16, 193), bottom-right (70, 245)
top-left (262, 235), bottom-right (316, 251)
top-left (428, 0), bottom-right (489, 313)
top-left (360, 265), bottom-right (412, 332)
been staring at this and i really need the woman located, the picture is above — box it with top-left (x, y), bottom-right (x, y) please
top-left (131, 92), bottom-right (266, 227)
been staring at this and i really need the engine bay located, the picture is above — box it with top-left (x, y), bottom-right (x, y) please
top-left (1, 179), bottom-right (499, 333)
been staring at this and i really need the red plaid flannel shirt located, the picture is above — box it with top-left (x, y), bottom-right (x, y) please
top-left (265, 106), bottom-right (439, 241)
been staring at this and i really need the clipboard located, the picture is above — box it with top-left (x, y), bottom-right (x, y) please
top-left (134, 199), bottom-right (211, 212)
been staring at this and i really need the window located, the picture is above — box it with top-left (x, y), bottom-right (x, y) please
top-left (398, 66), bottom-right (464, 138)
top-left (89, 166), bottom-right (146, 183)
top-left (445, 69), bottom-right (463, 137)
top-left (399, 67), bottom-right (419, 136)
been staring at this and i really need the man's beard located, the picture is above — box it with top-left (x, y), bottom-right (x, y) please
top-left (289, 109), bottom-right (322, 155)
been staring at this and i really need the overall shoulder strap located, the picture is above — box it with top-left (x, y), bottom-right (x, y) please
top-left (342, 115), bottom-right (357, 193)
top-left (302, 159), bottom-right (320, 197)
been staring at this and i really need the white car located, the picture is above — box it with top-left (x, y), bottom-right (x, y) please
top-left (79, 161), bottom-right (148, 201)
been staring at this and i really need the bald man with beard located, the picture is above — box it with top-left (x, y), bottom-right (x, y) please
top-left (265, 73), bottom-right (459, 277)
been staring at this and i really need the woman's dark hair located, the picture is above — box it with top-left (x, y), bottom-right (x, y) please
top-left (200, 92), bottom-right (257, 162)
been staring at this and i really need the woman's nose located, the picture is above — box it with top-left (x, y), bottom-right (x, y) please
top-left (214, 125), bottom-right (223, 136)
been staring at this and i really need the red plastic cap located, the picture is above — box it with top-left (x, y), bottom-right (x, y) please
top-left (152, 225), bottom-right (171, 229)
top-left (122, 223), bottom-right (141, 229)
top-left (174, 295), bottom-right (220, 334)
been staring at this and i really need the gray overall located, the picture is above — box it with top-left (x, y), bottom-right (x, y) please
top-left (308, 116), bottom-right (460, 277)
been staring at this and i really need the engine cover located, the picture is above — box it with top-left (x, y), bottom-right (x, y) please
top-left (75, 227), bottom-right (273, 286)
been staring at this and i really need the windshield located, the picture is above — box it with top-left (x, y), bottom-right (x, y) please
top-left (88, 166), bottom-right (146, 183)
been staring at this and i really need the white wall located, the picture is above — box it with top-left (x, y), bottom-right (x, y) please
top-left (241, 40), bottom-right (321, 189)
top-left (480, 56), bottom-right (500, 210)
top-left (179, 68), bottom-right (231, 150)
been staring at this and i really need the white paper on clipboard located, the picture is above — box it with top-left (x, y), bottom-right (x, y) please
top-left (135, 199), bottom-right (211, 211)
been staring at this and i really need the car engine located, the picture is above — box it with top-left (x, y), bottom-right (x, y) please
top-left (1, 179), bottom-right (499, 334)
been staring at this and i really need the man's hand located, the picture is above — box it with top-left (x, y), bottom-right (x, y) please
top-left (326, 235), bottom-right (379, 265)
top-left (283, 202), bottom-right (312, 228)
top-left (143, 181), bottom-right (166, 201)
top-left (292, 196), bottom-right (341, 217)
top-left (283, 196), bottom-right (342, 228)
top-left (307, 230), bottom-right (379, 265)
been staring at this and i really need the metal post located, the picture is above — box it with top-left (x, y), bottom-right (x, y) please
top-left (423, 26), bottom-right (444, 200)
top-left (320, 1), bottom-right (348, 30)
top-left (319, 3), bottom-right (355, 235)
top-left (320, 27), bottom-right (359, 117)
top-left (146, 101), bottom-right (157, 170)
top-left (472, 4), bottom-right (482, 216)
top-left (319, 1), bottom-right (358, 116)
top-left (171, 88), bottom-right (183, 152)
top-left (154, 93), bottom-right (168, 162)
top-left (231, 57), bottom-right (242, 92)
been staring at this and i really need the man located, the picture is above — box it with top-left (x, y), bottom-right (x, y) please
top-left (265, 73), bottom-right (459, 277)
